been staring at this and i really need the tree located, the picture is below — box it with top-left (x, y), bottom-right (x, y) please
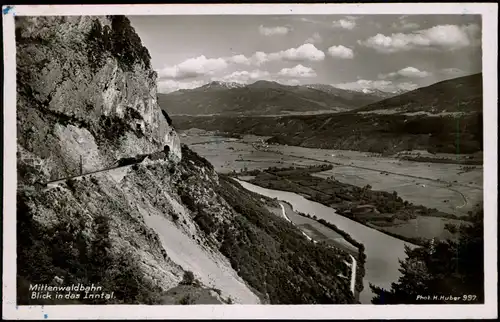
top-left (370, 208), bottom-right (484, 304)
top-left (444, 223), bottom-right (457, 234)
top-left (181, 271), bottom-right (195, 285)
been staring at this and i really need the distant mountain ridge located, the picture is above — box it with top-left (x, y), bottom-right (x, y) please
top-left (354, 73), bottom-right (482, 115)
top-left (158, 80), bottom-right (388, 116)
top-left (173, 74), bottom-right (483, 154)
top-left (200, 81), bottom-right (245, 90)
top-left (305, 84), bottom-right (402, 100)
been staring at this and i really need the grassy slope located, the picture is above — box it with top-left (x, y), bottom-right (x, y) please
top-left (355, 73), bottom-right (482, 114)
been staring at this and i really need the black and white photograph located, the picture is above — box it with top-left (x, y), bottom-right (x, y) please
top-left (2, 3), bottom-right (497, 320)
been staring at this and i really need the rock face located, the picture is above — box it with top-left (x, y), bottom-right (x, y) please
top-left (16, 15), bottom-right (258, 305)
top-left (16, 16), bottom-right (356, 306)
top-left (16, 15), bottom-right (181, 183)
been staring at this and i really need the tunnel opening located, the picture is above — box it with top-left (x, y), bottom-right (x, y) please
top-left (164, 145), bottom-right (171, 156)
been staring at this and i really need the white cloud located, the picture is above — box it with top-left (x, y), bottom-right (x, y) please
top-left (392, 21), bottom-right (421, 30)
top-left (401, 22), bottom-right (421, 30)
top-left (334, 79), bottom-right (418, 93)
top-left (213, 70), bottom-right (271, 84)
top-left (379, 67), bottom-right (432, 79)
top-left (327, 45), bottom-right (354, 59)
top-left (226, 54), bottom-right (251, 65)
top-left (298, 17), bottom-right (323, 24)
top-left (157, 79), bottom-right (206, 93)
top-left (278, 64), bottom-right (317, 78)
top-left (249, 51), bottom-right (269, 65)
top-left (305, 32), bottom-right (323, 44)
top-left (159, 46), bottom-right (323, 80)
top-left (273, 43), bottom-right (326, 62)
top-left (248, 43), bottom-right (325, 65)
top-left (159, 44), bottom-right (325, 82)
top-left (157, 55), bottom-right (228, 79)
top-left (296, 16), bottom-right (360, 27)
top-left (440, 67), bottom-right (467, 76)
top-left (278, 78), bottom-right (301, 86)
top-left (358, 24), bottom-right (481, 53)
top-left (397, 82), bottom-right (420, 91)
top-left (392, 16), bottom-right (420, 30)
top-left (259, 25), bottom-right (291, 36)
top-left (344, 15), bottom-right (362, 21)
top-left (332, 17), bottom-right (356, 30)
top-left (211, 67), bottom-right (311, 87)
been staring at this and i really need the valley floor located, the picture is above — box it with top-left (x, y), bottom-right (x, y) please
top-left (180, 129), bottom-right (483, 244)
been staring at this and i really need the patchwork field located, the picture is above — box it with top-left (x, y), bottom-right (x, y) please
top-left (182, 130), bottom-right (482, 217)
top-left (369, 216), bottom-right (465, 241)
top-left (180, 129), bottom-right (483, 243)
top-left (312, 166), bottom-right (482, 217)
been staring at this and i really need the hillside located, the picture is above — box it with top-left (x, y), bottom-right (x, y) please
top-left (16, 15), bottom-right (359, 305)
top-left (158, 80), bottom-right (385, 116)
top-left (173, 74), bottom-right (483, 155)
top-left (355, 73), bottom-right (482, 115)
top-left (306, 84), bottom-right (400, 101)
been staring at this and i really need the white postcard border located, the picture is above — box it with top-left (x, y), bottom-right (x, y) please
top-left (2, 3), bottom-right (498, 320)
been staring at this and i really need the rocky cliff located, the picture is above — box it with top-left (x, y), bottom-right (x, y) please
top-left (16, 16), bottom-right (181, 185)
top-left (16, 16), bottom-right (357, 305)
top-left (16, 15), bottom-right (253, 305)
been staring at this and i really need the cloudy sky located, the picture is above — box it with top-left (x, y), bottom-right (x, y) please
top-left (129, 14), bottom-right (482, 94)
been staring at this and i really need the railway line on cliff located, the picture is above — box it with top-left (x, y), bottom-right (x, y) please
top-left (20, 150), bottom-right (168, 192)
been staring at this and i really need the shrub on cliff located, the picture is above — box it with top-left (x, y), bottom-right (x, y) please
top-left (86, 19), bottom-right (108, 71)
top-left (16, 192), bottom-right (163, 305)
top-left (108, 15), bottom-right (152, 72)
top-left (86, 16), bottom-right (152, 73)
top-left (180, 271), bottom-right (195, 285)
top-left (180, 144), bottom-right (214, 171)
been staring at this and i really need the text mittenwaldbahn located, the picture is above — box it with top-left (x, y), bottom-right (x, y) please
top-left (29, 283), bottom-right (103, 292)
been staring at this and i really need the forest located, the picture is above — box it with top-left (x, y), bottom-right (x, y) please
top-left (176, 146), bottom-right (360, 304)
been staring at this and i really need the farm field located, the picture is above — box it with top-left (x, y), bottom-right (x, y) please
top-left (181, 130), bottom-right (482, 217)
top-left (369, 216), bottom-right (465, 241)
top-left (180, 129), bottom-right (483, 242)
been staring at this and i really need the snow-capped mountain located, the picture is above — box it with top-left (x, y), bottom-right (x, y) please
top-left (200, 81), bottom-right (245, 90)
top-left (158, 80), bottom-right (390, 116)
top-left (305, 84), bottom-right (400, 102)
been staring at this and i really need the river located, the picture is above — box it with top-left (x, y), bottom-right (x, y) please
top-left (235, 179), bottom-right (418, 304)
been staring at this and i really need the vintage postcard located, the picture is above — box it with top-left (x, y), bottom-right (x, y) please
top-left (2, 3), bottom-right (498, 320)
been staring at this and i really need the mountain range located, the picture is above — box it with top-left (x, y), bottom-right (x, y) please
top-left (158, 80), bottom-right (402, 116)
top-left (355, 73), bottom-right (483, 115)
top-left (305, 84), bottom-right (401, 100)
top-left (173, 74), bottom-right (483, 154)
